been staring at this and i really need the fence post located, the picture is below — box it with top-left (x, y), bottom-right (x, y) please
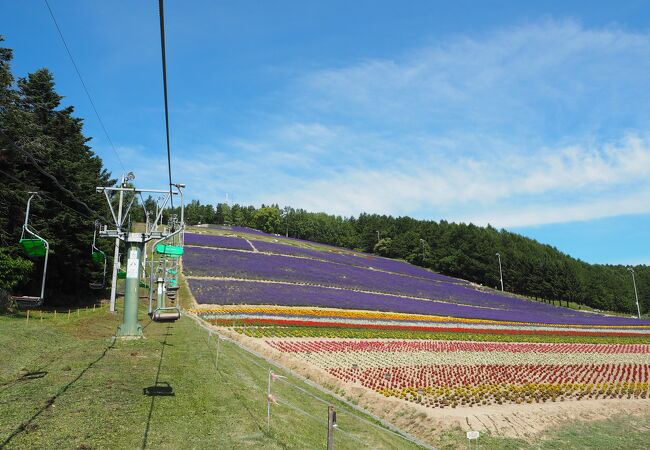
top-left (26, 310), bottom-right (30, 324)
top-left (215, 335), bottom-right (221, 371)
top-left (267, 369), bottom-right (272, 432)
top-left (327, 406), bottom-right (335, 450)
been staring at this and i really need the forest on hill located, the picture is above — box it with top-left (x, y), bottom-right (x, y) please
top-left (0, 36), bottom-right (646, 315)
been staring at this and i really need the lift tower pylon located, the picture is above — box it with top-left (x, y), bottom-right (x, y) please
top-left (96, 183), bottom-right (183, 337)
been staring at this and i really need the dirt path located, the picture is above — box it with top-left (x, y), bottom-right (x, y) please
top-left (244, 239), bottom-right (258, 252)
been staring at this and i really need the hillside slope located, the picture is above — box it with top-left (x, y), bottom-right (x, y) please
top-left (184, 228), bottom-right (649, 328)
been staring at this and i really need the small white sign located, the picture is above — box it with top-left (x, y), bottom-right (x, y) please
top-left (126, 249), bottom-right (139, 278)
top-left (467, 430), bottom-right (480, 440)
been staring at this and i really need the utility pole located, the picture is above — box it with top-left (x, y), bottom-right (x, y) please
top-left (419, 238), bottom-right (426, 262)
top-left (496, 252), bottom-right (504, 291)
top-left (109, 173), bottom-right (133, 312)
top-left (376, 230), bottom-right (380, 243)
top-left (628, 267), bottom-right (641, 319)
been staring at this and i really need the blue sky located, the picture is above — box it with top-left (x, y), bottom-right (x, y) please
top-left (3, 1), bottom-right (650, 264)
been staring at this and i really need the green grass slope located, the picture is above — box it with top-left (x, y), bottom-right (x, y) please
top-left (0, 306), bottom-right (422, 449)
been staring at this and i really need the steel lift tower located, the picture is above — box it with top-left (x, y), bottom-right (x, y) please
top-left (96, 183), bottom-right (184, 337)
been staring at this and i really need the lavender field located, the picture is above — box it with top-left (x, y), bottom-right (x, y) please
top-left (183, 236), bottom-right (650, 326)
top-left (186, 232), bottom-right (461, 282)
top-left (185, 233), bottom-right (253, 250)
top-left (251, 239), bottom-right (461, 283)
top-left (188, 278), bottom-right (648, 326)
top-left (184, 246), bottom-right (504, 306)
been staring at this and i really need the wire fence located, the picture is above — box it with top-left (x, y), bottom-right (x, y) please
top-left (189, 312), bottom-right (435, 450)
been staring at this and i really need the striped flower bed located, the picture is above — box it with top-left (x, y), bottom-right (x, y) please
top-left (195, 305), bottom-right (650, 337)
top-left (265, 338), bottom-right (650, 408)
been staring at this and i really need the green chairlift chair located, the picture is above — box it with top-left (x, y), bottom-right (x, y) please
top-left (13, 193), bottom-right (49, 310)
top-left (89, 221), bottom-right (107, 290)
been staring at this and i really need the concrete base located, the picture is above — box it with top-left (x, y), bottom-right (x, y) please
top-left (116, 323), bottom-right (143, 338)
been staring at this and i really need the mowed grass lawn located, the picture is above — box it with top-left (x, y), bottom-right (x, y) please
top-left (0, 305), bottom-right (423, 449)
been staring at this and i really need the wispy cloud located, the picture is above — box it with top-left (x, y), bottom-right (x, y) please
top-left (130, 20), bottom-right (650, 227)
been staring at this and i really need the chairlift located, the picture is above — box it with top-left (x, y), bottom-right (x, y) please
top-left (89, 221), bottom-right (107, 290)
top-left (155, 243), bottom-right (183, 258)
top-left (148, 276), bottom-right (180, 323)
top-left (12, 192), bottom-right (49, 310)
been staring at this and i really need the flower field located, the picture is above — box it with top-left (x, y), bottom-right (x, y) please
top-left (265, 338), bottom-right (650, 407)
top-left (185, 229), bottom-right (650, 412)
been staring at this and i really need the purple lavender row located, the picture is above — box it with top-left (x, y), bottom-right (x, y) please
top-left (184, 246), bottom-right (493, 306)
top-left (182, 247), bottom-right (615, 316)
top-left (252, 239), bottom-right (460, 283)
top-left (185, 233), bottom-right (253, 250)
top-left (188, 279), bottom-right (650, 326)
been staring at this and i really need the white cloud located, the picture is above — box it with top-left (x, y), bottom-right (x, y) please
top-left (128, 21), bottom-right (650, 228)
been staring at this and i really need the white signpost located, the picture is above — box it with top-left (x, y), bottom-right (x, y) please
top-left (467, 430), bottom-right (480, 449)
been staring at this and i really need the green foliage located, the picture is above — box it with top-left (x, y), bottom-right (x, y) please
top-left (0, 248), bottom-right (33, 291)
top-left (0, 37), bottom-right (113, 303)
top-left (374, 237), bottom-right (392, 256)
top-left (236, 325), bottom-right (650, 344)
top-left (253, 206), bottom-right (282, 233)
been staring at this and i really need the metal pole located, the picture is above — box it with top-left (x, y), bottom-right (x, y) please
top-left (629, 268), bottom-right (641, 319)
top-left (327, 406), bottom-right (335, 450)
top-left (156, 277), bottom-right (165, 310)
top-left (267, 369), bottom-right (272, 432)
top-left (109, 174), bottom-right (125, 312)
top-left (116, 238), bottom-right (143, 337)
top-left (496, 252), bottom-right (504, 291)
top-left (40, 240), bottom-right (49, 300)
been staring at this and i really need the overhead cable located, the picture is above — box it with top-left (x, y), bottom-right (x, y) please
top-left (42, 0), bottom-right (127, 173)
top-left (157, 0), bottom-right (174, 208)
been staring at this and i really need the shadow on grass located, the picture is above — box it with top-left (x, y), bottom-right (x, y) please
top-left (0, 371), bottom-right (49, 397)
top-left (1, 337), bottom-right (116, 447)
top-left (142, 325), bottom-right (175, 450)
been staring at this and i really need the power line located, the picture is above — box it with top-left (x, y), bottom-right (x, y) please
top-left (157, 0), bottom-right (174, 208)
top-left (42, 0), bottom-right (127, 173)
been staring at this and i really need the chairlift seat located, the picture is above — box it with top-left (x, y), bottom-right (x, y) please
top-left (155, 244), bottom-right (183, 257)
top-left (91, 251), bottom-right (105, 264)
top-left (117, 270), bottom-right (126, 279)
top-left (167, 269), bottom-right (177, 275)
top-left (151, 308), bottom-right (181, 322)
top-left (12, 295), bottom-right (44, 310)
top-left (20, 238), bottom-right (47, 257)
